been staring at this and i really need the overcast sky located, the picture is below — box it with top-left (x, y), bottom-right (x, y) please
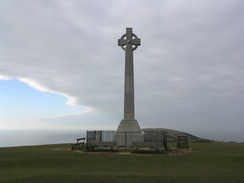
top-left (1, 0), bottom-right (244, 142)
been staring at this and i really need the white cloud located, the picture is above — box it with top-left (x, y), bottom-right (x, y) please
top-left (18, 77), bottom-right (81, 107)
top-left (0, 75), bottom-right (12, 80)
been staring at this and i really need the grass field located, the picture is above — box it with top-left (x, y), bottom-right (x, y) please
top-left (0, 143), bottom-right (244, 183)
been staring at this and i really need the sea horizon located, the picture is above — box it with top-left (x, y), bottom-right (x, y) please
top-left (0, 129), bottom-right (86, 148)
top-left (0, 129), bottom-right (243, 148)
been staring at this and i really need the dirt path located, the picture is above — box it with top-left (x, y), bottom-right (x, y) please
top-left (51, 147), bottom-right (197, 156)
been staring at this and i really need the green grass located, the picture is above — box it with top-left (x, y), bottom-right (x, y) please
top-left (0, 143), bottom-right (244, 183)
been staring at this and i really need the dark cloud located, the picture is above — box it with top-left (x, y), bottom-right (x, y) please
top-left (0, 0), bottom-right (244, 140)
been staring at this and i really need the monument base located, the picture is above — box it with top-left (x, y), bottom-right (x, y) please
top-left (115, 119), bottom-right (144, 147)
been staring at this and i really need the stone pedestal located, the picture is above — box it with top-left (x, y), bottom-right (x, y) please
top-left (115, 119), bottom-right (143, 147)
top-left (177, 136), bottom-right (189, 149)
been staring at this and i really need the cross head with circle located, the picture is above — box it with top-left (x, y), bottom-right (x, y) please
top-left (118, 28), bottom-right (141, 51)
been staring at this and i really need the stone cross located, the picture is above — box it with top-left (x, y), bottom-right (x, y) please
top-left (118, 28), bottom-right (141, 120)
top-left (115, 28), bottom-right (143, 147)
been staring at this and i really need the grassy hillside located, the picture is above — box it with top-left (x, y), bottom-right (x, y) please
top-left (143, 128), bottom-right (214, 143)
top-left (1, 143), bottom-right (244, 183)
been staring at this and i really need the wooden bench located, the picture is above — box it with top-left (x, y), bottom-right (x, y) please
top-left (71, 137), bottom-right (85, 150)
top-left (87, 141), bottom-right (117, 152)
top-left (132, 141), bottom-right (164, 152)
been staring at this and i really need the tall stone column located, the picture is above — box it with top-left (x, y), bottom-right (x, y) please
top-left (115, 28), bottom-right (143, 147)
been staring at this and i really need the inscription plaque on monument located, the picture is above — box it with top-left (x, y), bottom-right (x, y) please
top-left (115, 28), bottom-right (143, 147)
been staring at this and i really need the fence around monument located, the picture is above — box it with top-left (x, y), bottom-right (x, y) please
top-left (86, 130), bottom-right (167, 150)
top-left (86, 130), bottom-right (116, 142)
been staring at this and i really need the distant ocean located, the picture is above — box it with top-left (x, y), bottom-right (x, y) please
top-left (0, 130), bottom-right (86, 147)
top-left (0, 129), bottom-right (243, 147)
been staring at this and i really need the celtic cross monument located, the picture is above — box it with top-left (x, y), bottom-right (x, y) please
top-left (115, 28), bottom-right (143, 147)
